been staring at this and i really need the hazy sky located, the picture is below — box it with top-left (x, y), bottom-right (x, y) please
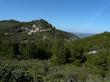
top-left (0, 0), bottom-right (110, 33)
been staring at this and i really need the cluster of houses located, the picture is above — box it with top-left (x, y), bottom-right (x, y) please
top-left (16, 24), bottom-right (52, 35)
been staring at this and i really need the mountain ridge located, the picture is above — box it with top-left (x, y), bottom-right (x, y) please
top-left (0, 19), bottom-right (78, 40)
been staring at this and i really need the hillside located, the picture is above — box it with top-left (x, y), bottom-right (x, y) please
top-left (69, 32), bottom-right (110, 80)
top-left (1, 19), bottom-right (110, 81)
top-left (0, 19), bottom-right (78, 60)
top-left (0, 19), bottom-right (78, 41)
top-left (74, 32), bottom-right (110, 51)
top-left (0, 20), bottom-right (110, 81)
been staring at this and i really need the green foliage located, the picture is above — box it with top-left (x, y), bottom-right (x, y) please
top-left (12, 70), bottom-right (33, 82)
top-left (70, 42), bottom-right (86, 66)
top-left (86, 49), bottom-right (110, 78)
top-left (50, 40), bottom-right (72, 65)
top-left (0, 65), bottom-right (33, 82)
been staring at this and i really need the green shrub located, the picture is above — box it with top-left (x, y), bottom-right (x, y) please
top-left (0, 65), bottom-right (33, 82)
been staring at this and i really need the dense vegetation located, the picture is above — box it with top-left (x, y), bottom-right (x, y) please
top-left (0, 19), bottom-right (110, 82)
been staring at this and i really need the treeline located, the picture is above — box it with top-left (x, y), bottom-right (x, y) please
top-left (0, 38), bottom-right (86, 66)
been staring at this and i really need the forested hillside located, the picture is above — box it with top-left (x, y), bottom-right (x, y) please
top-left (0, 19), bottom-right (110, 82)
top-left (0, 19), bottom-right (78, 60)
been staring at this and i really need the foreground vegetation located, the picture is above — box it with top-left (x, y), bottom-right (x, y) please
top-left (0, 60), bottom-right (110, 82)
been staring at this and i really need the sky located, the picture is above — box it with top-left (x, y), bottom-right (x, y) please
top-left (0, 0), bottom-right (110, 33)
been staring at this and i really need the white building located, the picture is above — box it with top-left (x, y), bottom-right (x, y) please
top-left (88, 50), bottom-right (97, 54)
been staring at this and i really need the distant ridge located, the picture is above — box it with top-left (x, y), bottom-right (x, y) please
top-left (74, 32), bottom-right (94, 38)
